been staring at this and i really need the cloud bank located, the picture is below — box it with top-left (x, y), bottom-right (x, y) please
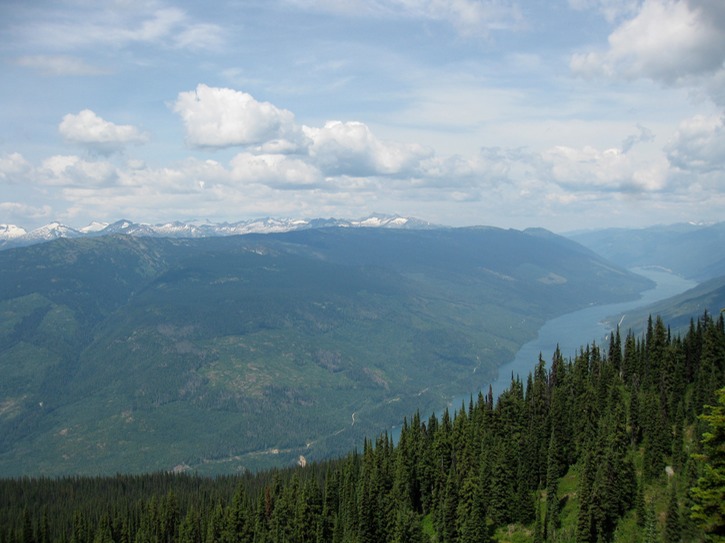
top-left (1, 82), bottom-right (721, 230)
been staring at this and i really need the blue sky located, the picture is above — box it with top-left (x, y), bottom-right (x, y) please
top-left (1, 0), bottom-right (723, 232)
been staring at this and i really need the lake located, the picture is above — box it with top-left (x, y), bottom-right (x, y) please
top-left (484, 267), bottom-right (697, 400)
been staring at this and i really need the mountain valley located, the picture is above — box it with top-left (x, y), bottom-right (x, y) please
top-left (0, 225), bottom-right (654, 475)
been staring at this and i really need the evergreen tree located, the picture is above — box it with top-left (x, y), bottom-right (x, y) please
top-left (643, 502), bottom-right (659, 543)
top-left (178, 507), bottom-right (201, 543)
top-left (664, 483), bottom-right (682, 543)
top-left (438, 470), bottom-right (459, 543)
top-left (576, 449), bottom-right (596, 543)
top-left (533, 496), bottom-right (544, 543)
top-left (92, 515), bottom-right (113, 543)
top-left (391, 507), bottom-right (423, 543)
top-left (205, 502), bottom-right (225, 543)
top-left (635, 476), bottom-right (647, 528)
top-left (672, 400), bottom-right (686, 470)
top-left (488, 441), bottom-right (515, 527)
top-left (357, 441), bottom-right (379, 543)
top-left (545, 431), bottom-right (560, 541)
top-left (21, 509), bottom-right (34, 543)
top-left (456, 471), bottom-right (491, 543)
top-left (690, 387), bottom-right (725, 541)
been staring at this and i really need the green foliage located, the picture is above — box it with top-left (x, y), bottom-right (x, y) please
top-left (0, 311), bottom-right (722, 543)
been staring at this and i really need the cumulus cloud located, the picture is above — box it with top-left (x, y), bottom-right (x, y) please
top-left (39, 155), bottom-right (118, 187)
top-left (230, 153), bottom-right (322, 188)
top-left (665, 113), bottom-right (725, 172)
top-left (173, 85), bottom-right (300, 148)
top-left (417, 147), bottom-right (519, 187)
top-left (541, 144), bottom-right (668, 192)
top-left (172, 86), bottom-right (432, 176)
top-left (59, 110), bottom-right (149, 153)
top-left (0, 153), bottom-right (32, 183)
top-left (303, 121), bottom-right (432, 176)
top-left (571, 0), bottom-right (725, 87)
top-left (112, 159), bottom-right (225, 194)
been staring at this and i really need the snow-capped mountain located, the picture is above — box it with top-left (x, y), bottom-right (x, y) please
top-left (23, 222), bottom-right (82, 243)
top-left (0, 224), bottom-right (27, 241)
top-left (78, 221), bottom-right (109, 234)
top-left (0, 214), bottom-right (434, 250)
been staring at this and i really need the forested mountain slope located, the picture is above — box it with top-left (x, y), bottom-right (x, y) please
top-left (0, 227), bottom-right (651, 475)
top-left (2, 311), bottom-right (723, 543)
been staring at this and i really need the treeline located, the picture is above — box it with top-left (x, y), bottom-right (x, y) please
top-left (1, 312), bottom-right (723, 543)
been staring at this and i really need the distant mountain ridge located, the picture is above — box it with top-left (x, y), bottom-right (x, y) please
top-left (567, 221), bottom-right (725, 281)
top-left (0, 214), bottom-right (434, 250)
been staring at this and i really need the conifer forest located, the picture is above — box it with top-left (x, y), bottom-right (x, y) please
top-left (1, 312), bottom-right (724, 543)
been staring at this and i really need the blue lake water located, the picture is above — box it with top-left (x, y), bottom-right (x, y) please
top-left (463, 267), bottom-right (697, 404)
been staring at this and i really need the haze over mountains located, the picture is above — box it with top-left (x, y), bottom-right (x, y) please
top-left (568, 222), bottom-right (725, 333)
top-left (568, 222), bottom-right (725, 281)
top-left (0, 221), bottom-right (662, 476)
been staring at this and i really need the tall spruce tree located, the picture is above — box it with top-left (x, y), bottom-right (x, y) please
top-left (690, 387), bottom-right (725, 541)
top-left (664, 482), bottom-right (682, 543)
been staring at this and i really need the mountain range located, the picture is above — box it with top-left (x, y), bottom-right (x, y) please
top-left (1, 217), bottom-right (724, 476)
top-left (0, 214), bottom-right (433, 250)
top-left (0, 224), bottom-right (655, 476)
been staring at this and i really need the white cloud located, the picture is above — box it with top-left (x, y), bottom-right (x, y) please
top-left (0, 153), bottom-right (32, 183)
top-left (417, 147), bottom-right (518, 187)
top-left (39, 155), bottom-right (118, 187)
top-left (173, 85), bottom-right (300, 148)
top-left (571, 0), bottom-right (725, 87)
top-left (173, 86), bottom-right (432, 177)
top-left (0, 202), bottom-right (53, 220)
top-left (115, 161), bottom-right (218, 193)
top-left (59, 110), bottom-right (149, 152)
top-left (303, 120), bottom-right (432, 176)
top-left (665, 113), bottom-right (725, 172)
top-left (541, 144), bottom-right (669, 192)
top-left (230, 153), bottom-right (322, 188)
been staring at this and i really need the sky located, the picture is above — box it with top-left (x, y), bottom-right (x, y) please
top-left (1, 0), bottom-right (724, 233)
